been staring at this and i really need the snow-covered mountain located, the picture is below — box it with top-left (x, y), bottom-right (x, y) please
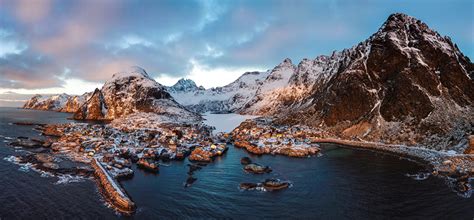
top-left (73, 66), bottom-right (201, 123)
top-left (21, 13), bottom-right (473, 151)
top-left (239, 13), bottom-right (473, 151)
top-left (167, 78), bottom-right (205, 93)
top-left (167, 71), bottom-right (269, 113)
top-left (23, 93), bottom-right (91, 112)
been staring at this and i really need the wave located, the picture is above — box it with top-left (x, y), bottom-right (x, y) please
top-left (54, 174), bottom-right (88, 185)
top-left (405, 172), bottom-right (430, 181)
top-left (3, 155), bottom-right (20, 163)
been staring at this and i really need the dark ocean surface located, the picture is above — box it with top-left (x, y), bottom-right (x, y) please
top-left (0, 107), bottom-right (472, 219)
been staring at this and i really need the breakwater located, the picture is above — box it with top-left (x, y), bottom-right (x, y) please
top-left (91, 158), bottom-right (136, 214)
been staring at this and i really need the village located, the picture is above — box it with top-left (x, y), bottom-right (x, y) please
top-left (38, 122), bottom-right (230, 178)
top-left (6, 116), bottom-right (474, 214)
top-left (231, 118), bottom-right (323, 157)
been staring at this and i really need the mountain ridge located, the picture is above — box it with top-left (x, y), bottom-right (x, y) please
top-left (21, 13), bottom-right (473, 151)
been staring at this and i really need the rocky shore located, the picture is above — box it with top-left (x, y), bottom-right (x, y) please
top-left (230, 117), bottom-right (474, 195)
top-left (231, 119), bottom-right (321, 157)
top-left (313, 138), bottom-right (474, 177)
top-left (188, 144), bottom-right (228, 162)
top-left (4, 113), bottom-right (473, 212)
top-left (313, 138), bottom-right (474, 195)
top-left (5, 119), bottom-right (231, 214)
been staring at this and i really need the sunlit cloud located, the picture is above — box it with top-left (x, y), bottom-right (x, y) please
top-left (14, 0), bottom-right (52, 24)
top-left (118, 35), bottom-right (154, 49)
top-left (0, 0), bottom-right (471, 103)
top-left (0, 78), bottom-right (102, 95)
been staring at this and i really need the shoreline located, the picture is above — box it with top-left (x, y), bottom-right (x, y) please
top-left (4, 109), bottom-right (473, 216)
top-left (312, 138), bottom-right (474, 176)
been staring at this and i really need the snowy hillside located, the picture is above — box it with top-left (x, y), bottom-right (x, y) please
top-left (73, 66), bottom-right (202, 123)
top-left (23, 93), bottom-right (91, 112)
top-left (167, 71), bottom-right (269, 113)
top-left (240, 13), bottom-right (474, 151)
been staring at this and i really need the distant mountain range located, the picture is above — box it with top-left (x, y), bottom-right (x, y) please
top-left (23, 13), bottom-right (473, 151)
top-left (166, 71), bottom-right (269, 113)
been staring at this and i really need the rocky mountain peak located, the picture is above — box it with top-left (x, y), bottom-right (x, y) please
top-left (238, 13), bottom-right (473, 152)
top-left (384, 13), bottom-right (421, 28)
top-left (371, 13), bottom-right (460, 57)
top-left (104, 66), bottom-right (164, 93)
top-left (375, 13), bottom-right (433, 38)
top-left (279, 58), bottom-right (293, 67)
top-left (169, 78), bottom-right (202, 92)
top-left (73, 67), bottom-right (201, 122)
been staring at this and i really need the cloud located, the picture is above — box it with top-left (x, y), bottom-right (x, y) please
top-left (156, 58), bottom-right (266, 88)
top-left (0, 29), bottom-right (27, 58)
top-left (0, 0), bottom-right (472, 100)
top-left (185, 59), bottom-right (265, 88)
top-left (0, 50), bottom-right (64, 89)
top-left (14, 0), bottom-right (52, 24)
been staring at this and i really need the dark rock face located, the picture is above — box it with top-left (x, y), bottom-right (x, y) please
top-left (379, 73), bottom-right (434, 122)
top-left (10, 137), bottom-right (45, 148)
top-left (316, 74), bottom-right (378, 126)
top-left (73, 88), bottom-right (108, 120)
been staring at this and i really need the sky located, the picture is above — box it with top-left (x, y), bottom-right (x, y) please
top-left (0, 0), bottom-right (473, 106)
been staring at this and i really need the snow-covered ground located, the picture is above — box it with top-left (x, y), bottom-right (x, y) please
top-left (202, 113), bottom-right (258, 133)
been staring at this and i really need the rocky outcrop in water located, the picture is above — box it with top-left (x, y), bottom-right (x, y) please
top-left (239, 179), bottom-right (291, 191)
top-left (243, 163), bottom-right (272, 174)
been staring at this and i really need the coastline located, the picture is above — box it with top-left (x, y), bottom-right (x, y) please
top-left (312, 138), bottom-right (474, 176)
top-left (4, 108), bottom-right (473, 215)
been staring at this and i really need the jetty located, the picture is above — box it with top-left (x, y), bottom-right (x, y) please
top-left (91, 158), bottom-right (136, 214)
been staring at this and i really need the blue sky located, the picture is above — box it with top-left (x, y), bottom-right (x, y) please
top-left (0, 0), bottom-right (472, 99)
